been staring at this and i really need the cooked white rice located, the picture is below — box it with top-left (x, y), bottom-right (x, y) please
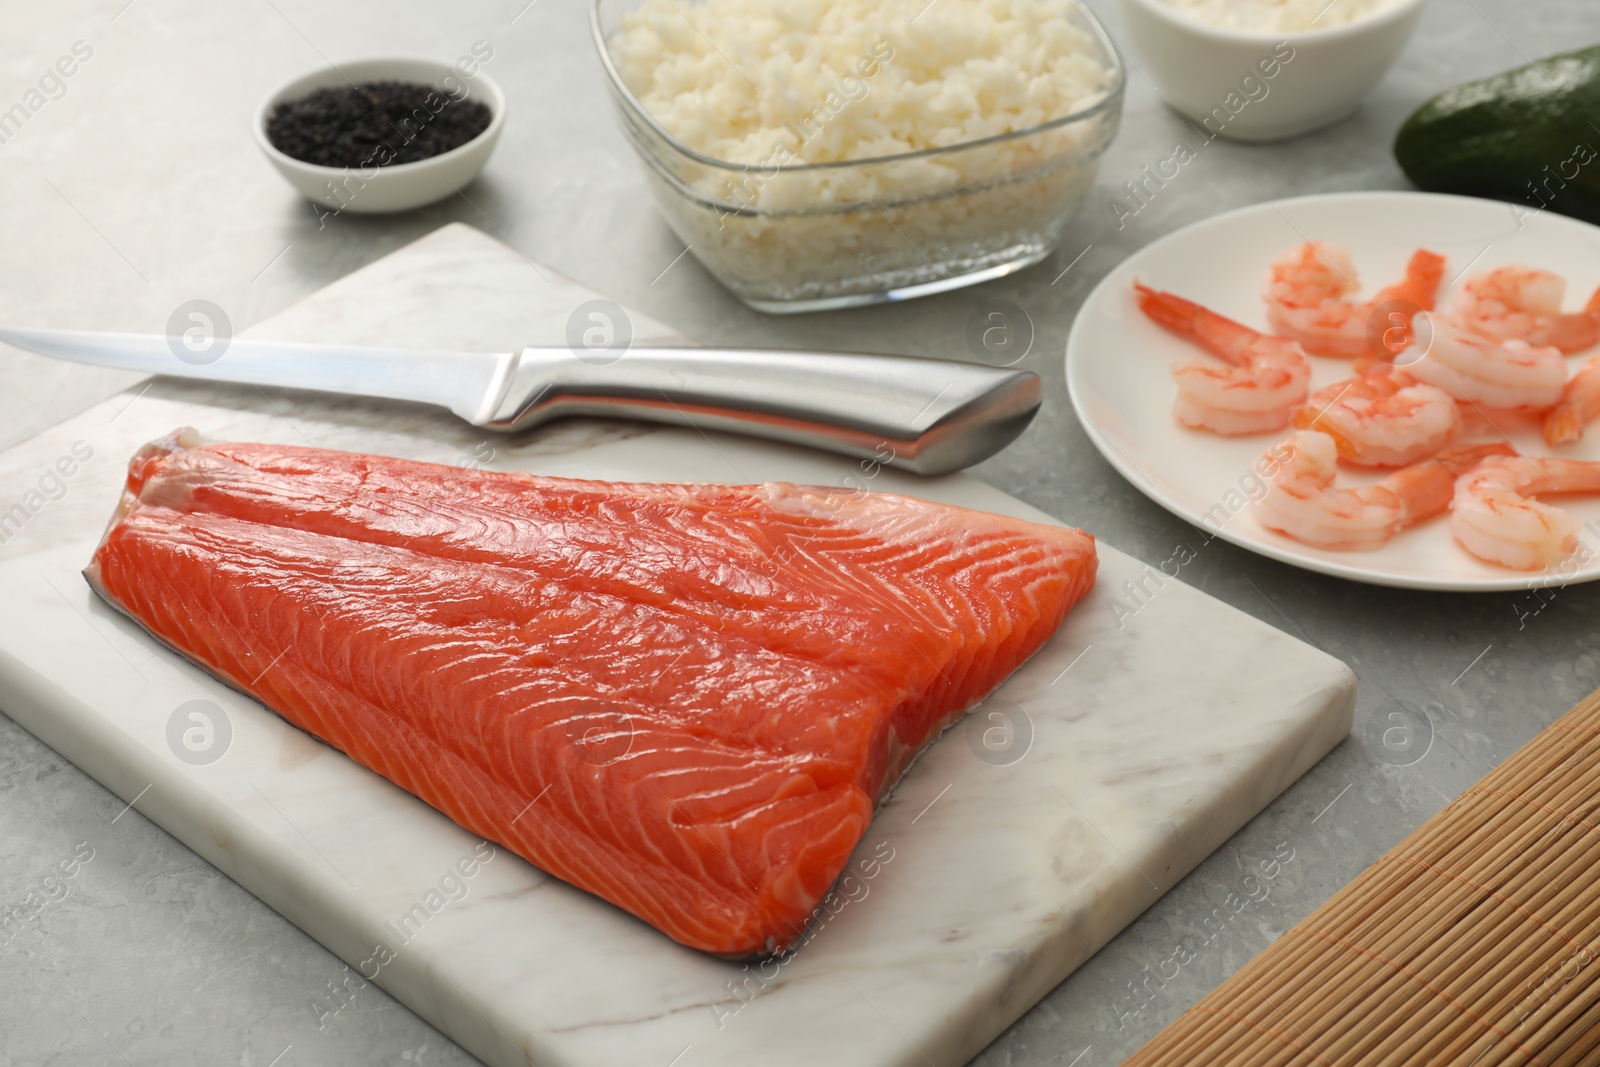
top-left (610, 0), bottom-right (1117, 304)
top-left (614, 0), bottom-right (1112, 168)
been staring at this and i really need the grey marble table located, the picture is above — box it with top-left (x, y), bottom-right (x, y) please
top-left (1, 1), bottom-right (1594, 1064)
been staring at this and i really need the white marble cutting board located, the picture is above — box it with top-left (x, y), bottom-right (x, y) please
top-left (0, 224), bottom-right (1354, 1067)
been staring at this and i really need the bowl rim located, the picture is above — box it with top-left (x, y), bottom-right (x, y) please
top-left (253, 56), bottom-right (506, 177)
top-left (1119, 0), bottom-right (1429, 44)
top-left (587, 0), bottom-right (1127, 174)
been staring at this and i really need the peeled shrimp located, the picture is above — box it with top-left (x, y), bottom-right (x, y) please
top-left (1544, 354), bottom-right (1600, 446)
top-left (1452, 455), bottom-right (1600, 570)
top-left (1135, 282), bottom-right (1311, 436)
top-left (1263, 243), bottom-right (1446, 358)
top-left (1454, 266), bottom-right (1600, 354)
top-left (1292, 362), bottom-right (1461, 467)
top-left (1402, 311), bottom-right (1567, 411)
top-left (1254, 430), bottom-right (1512, 550)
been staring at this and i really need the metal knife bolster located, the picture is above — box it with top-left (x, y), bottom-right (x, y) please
top-left (481, 347), bottom-right (1042, 475)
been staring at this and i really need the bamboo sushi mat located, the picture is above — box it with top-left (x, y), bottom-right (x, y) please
top-left (1126, 687), bottom-right (1600, 1067)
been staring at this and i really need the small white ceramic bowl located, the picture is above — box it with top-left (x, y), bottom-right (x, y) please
top-left (1118, 0), bottom-right (1428, 141)
top-left (254, 57), bottom-right (505, 214)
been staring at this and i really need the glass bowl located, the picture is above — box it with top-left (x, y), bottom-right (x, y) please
top-left (590, 0), bottom-right (1126, 313)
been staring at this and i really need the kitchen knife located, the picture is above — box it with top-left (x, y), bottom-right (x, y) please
top-left (0, 328), bottom-right (1040, 475)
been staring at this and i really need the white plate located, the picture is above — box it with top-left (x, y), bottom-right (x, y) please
top-left (1066, 191), bottom-right (1600, 592)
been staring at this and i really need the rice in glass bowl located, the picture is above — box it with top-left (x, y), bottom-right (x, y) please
top-left (592, 0), bottom-right (1125, 312)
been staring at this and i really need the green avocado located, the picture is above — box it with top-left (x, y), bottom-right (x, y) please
top-left (1394, 45), bottom-right (1600, 224)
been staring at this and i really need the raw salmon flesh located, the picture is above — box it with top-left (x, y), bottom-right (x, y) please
top-left (85, 430), bottom-right (1097, 956)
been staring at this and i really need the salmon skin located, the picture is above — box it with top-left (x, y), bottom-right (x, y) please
top-left (85, 429), bottom-right (1097, 957)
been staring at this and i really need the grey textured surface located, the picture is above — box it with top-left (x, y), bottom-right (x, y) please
top-left (0, 1), bottom-right (1595, 1065)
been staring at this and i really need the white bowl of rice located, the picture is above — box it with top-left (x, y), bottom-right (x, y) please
top-left (592, 0), bottom-right (1124, 313)
top-left (1118, 0), bottom-right (1428, 142)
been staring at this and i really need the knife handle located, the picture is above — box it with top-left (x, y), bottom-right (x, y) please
top-left (482, 346), bottom-right (1040, 475)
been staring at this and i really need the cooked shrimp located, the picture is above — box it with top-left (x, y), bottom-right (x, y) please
top-left (1135, 282), bottom-right (1311, 436)
top-left (1452, 455), bottom-right (1600, 570)
top-left (1254, 430), bottom-right (1512, 550)
top-left (1402, 311), bottom-right (1567, 411)
top-left (1292, 362), bottom-right (1461, 467)
top-left (1544, 354), bottom-right (1600, 446)
top-left (1454, 267), bottom-right (1600, 354)
top-left (1263, 243), bottom-right (1446, 358)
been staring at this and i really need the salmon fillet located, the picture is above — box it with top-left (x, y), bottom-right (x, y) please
top-left (85, 430), bottom-right (1097, 956)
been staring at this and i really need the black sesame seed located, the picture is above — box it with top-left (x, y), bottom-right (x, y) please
top-left (266, 80), bottom-right (492, 169)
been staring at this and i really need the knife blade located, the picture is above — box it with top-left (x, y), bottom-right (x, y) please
top-left (0, 327), bottom-right (1040, 475)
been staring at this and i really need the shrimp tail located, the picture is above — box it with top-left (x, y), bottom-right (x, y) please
top-left (1134, 282), bottom-right (1259, 365)
top-left (1374, 249), bottom-right (1447, 310)
top-left (1386, 464), bottom-right (1455, 527)
top-left (1433, 441), bottom-right (1518, 472)
top-left (1544, 404), bottom-right (1585, 447)
top-left (1134, 281), bottom-right (1209, 337)
top-left (1542, 353), bottom-right (1600, 446)
top-left (1385, 443), bottom-right (1515, 527)
top-left (1404, 249), bottom-right (1447, 310)
top-left (1366, 250), bottom-right (1447, 358)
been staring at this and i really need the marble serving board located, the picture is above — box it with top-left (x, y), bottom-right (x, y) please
top-left (0, 223), bottom-right (1354, 1067)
